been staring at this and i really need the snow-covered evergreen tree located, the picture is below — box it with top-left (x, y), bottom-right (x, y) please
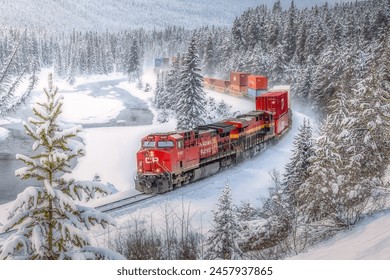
top-left (154, 73), bottom-right (164, 109)
top-left (204, 97), bottom-right (217, 123)
top-left (0, 74), bottom-right (123, 260)
top-left (176, 35), bottom-right (206, 130)
top-left (154, 73), bottom-right (172, 123)
top-left (282, 119), bottom-right (314, 212)
top-left (203, 36), bottom-right (216, 76)
top-left (205, 183), bottom-right (242, 260)
top-left (238, 201), bottom-right (258, 222)
top-left (278, 119), bottom-right (314, 253)
top-left (298, 80), bottom-right (388, 235)
top-left (126, 39), bottom-right (142, 82)
top-left (296, 116), bottom-right (343, 228)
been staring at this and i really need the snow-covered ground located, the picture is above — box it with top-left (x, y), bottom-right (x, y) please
top-left (290, 210), bottom-right (390, 260)
top-left (1, 69), bottom-right (389, 260)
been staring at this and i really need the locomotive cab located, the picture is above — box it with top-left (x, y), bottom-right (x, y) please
top-left (135, 133), bottom-right (181, 193)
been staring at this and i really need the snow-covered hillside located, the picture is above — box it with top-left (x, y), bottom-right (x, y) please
top-left (289, 211), bottom-right (390, 259)
top-left (0, 0), bottom-right (353, 31)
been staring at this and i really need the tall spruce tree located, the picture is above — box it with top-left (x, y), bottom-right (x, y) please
top-left (0, 74), bottom-right (123, 260)
top-left (203, 36), bottom-right (216, 76)
top-left (282, 119), bottom-right (314, 212)
top-left (176, 35), bottom-right (206, 130)
top-left (296, 116), bottom-right (343, 228)
top-left (205, 183), bottom-right (242, 260)
top-left (126, 39), bottom-right (142, 82)
top-left (164, 53), bottom-right (181, 111)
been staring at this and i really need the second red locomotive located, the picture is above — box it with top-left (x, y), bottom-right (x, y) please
top-left (135, 86), bottom-right (291, 194)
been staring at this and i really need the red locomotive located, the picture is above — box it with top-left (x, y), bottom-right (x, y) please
top-left (135, 85), bottom-right (292, 194)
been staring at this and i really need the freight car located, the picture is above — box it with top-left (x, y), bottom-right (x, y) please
top-left (203, 72), bottom-right (268, 98)
top-left (134, 87), bottom-right (292, 194)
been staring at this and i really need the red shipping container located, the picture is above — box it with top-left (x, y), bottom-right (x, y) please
top-left (214, 79), bottom-right (230, 88)
top-left (274, 112), bottom-right (290, 135)
top-left (248, 75), bottom-right (268, 90)
top-left (204, 77), bottom-right (217, 85)
top-left (256, 91), bottom-right (288, 119)
top-left (229, 85), bottom-right (247, 93)
top-left (230, 72), bottom-right (249, 86)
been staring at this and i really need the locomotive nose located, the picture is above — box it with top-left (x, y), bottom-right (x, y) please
top-left (138, 149), bottom-right (164, 174)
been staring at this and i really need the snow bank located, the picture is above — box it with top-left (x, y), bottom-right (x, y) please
top-left (60, 92), bottom-right (125, 124)
top-left (290, 211), bottom-right (390, 260)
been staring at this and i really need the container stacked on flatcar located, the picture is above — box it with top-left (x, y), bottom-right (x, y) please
top-left (213, 79), bottom-right (231, 93)
top-left (229, 72), bottom-right (249, 95)
top-left (203, 71), bottom-right (269, 98)
top-left (255, 86), bottom-right (291, 136)
top-left (247, 75), bottom-right (268, 98)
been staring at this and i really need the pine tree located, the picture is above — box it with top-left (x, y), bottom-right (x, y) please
top-left (205, 183), bottom-right (242, 260)
top-left (203, 36), bottom-right (216, 76)
top-left (296, 116), bottom-right (343, 228)
top-left (126, 39), bottom-right (142, 82)
top-left (282, 119), bottom-right (314, 211)
top-left (216, 100), bottom-right (237, 121)
top-left (154, 73), bottom-right (164, 109)
top-left (0, 74), bottom-right (123, 260)
top-left (205, 97), bottom-right (217, 123)
top-left (154, 73), bottom-right (171, 123)
top-left (176, 35), bottom-right (206, 130)
top-left (279, 120), bottom-right (314, 253)
top-left (164, 52), bottom-right (181, 111)
top-left (238, 201), bottom-right (258, 222)
top-left (232, 17), bottom-right (244, 51)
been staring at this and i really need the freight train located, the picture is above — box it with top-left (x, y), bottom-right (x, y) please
top-left (134, 74), bottom-right (292, 194)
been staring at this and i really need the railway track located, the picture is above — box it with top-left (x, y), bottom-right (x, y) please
top-left (0, 193), bottom-right (157, 242)
top-left (95, 193), bottom-right (156, 213)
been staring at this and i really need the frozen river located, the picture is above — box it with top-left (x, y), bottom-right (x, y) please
top-left (0, 77), bottom-right (153, 204)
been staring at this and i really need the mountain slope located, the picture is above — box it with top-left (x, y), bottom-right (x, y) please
top-left (0, 0), bottom-right (352, 31)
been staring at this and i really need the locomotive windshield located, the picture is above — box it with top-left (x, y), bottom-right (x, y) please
top-left (157, 141), bottom-right (174, 148)
top-left (142, 141), bottom-right (156, 148)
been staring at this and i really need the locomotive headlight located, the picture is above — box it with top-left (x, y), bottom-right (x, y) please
top-left (150, 151), bottom-right (154, 157)
top-left (156, 168), bottom-right (161, 173)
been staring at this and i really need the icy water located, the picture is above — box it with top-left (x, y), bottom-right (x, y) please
top-left (0, 78), bottom-right (153, 205)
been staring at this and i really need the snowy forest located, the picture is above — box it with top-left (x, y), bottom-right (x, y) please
top-left (0, 0), bottom-right (389, 260)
